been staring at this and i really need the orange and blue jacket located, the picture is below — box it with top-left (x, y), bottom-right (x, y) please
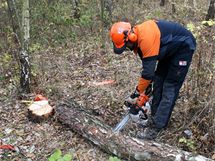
top-left (134, 20), bottom-right (196, 93)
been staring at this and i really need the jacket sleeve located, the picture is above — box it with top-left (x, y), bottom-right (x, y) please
top-left (137, 58), bottom-right (157, 93)
top-left (141, 57), bottom-right (157, 80)
top-left (136, 20), bottom-right (160, 93)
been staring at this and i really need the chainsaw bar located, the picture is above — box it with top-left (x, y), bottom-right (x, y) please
top-left (112, 112), bottom-right (130, 133)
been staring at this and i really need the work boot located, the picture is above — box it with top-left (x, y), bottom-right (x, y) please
top-left (137, 126), bottom-right (161, 140)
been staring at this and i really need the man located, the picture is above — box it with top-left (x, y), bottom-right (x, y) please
top-left (110, 20), bottom-right (196, 140)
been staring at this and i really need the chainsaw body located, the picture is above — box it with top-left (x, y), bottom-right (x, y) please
top-left (113, 84), bottom-right (153, 133)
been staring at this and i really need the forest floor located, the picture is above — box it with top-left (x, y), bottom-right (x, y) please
top-left (0, 35), bottom-right (215, 161)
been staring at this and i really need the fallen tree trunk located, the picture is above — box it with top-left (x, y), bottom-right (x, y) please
top-left (56, 98), bottom-right (212, 161)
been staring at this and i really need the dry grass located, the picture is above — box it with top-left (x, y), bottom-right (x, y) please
top-left (0, 1), bottom-right (215, 160)
top-left (1, 25), bottom-right (215, 160)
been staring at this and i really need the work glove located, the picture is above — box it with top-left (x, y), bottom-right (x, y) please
top-left (125, 85), bottom-right (151, 115)
top-left (126, 94), bottom-right (149, 115)
top-left (124, 87), bottom-right (141, 116)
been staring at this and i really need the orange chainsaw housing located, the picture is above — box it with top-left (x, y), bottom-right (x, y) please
top-left (136, 94), bottom-right (149, 108)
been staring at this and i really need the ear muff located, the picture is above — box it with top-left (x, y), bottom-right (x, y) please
top-left (128, 32), bottom-right (137, 42)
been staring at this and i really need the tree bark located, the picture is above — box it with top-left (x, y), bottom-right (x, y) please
top-left (171, 1), bottom-right (176, 14)
top-left (6, 0), bottom-right (22, 42)
top-left (20, 0), bottom-right (30, 93)
top-left (206, 0), bottom-right (215, 20)
top-left (100, 0), bottom-right (105, 48)
top-left (7, 0), bottom-right (31, 93)
top-left (56, 98), bottom-right (212, 161)
top-left (138, 0), bottom-right (143, 5)
top-left (6, 0), bottom-right (21, 67)
top-left (160, 0), bottom-right (165, 6)
top-left (104, 0), bottom-right (113, 24)
top-left (71, 0), bottom-right (80, 19)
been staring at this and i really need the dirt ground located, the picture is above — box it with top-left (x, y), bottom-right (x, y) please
top-left (0, 38), bottom-right (214, 160)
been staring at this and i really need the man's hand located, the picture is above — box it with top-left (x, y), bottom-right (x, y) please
top-left (124, 85), bottom-right (151, 115)
top-left (125, 88), bottom-right (140, 105)
top-left (124, 88), bottom-right (141, 115)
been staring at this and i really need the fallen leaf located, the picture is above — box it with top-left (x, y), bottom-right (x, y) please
top-left (4, 128), bottom-right (13, 134)
top-left (26, 152), bottom-right (36, 159)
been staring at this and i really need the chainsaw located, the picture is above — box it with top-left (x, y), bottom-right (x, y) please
top-left (112, 84), bottom-right (153, 133)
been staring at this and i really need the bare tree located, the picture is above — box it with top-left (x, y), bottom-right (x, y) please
top-left (20, 0), bottom-right (30, 93)
top-left (100, 0), bottom-right (105, 48)
top-left (71, 0), bottom-right (80, 19)
top-left (138, 0), bottom-right (143, 5)
top-left (6, 0), bottom-right (21, 42)
top-left (171, 0), bottom-right (176, 14)
top-left (206, 0), bottom-right (215, 20)
top-left (7, 0), bottom-right (31, 93)
top-left (160, 0), bottom-right (165, 6)
top-left (104, 0), bottom-right (113, 23)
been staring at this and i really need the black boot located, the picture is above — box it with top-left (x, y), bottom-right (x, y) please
top-left (137, 126), bottom-right (161, 140)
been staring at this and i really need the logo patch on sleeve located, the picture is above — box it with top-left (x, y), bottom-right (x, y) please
top-left (179, 61), bottom-right (187, 66)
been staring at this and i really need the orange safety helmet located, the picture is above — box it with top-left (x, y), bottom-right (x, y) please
top-left (110, 22), bottom-right (137, 54)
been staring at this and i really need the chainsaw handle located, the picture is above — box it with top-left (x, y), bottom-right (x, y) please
top-left (126, 102), bottom-right (148, 119)
top-left (128, 103), bottom-right (139, 115)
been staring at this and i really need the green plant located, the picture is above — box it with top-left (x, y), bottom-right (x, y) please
top-left (186, 23), bottom-right (195, 32)
top-left (201, 20), bottom-right (215, 26)
top-left (48, 149), bottom-right (72, 161)
top-left (0, 75), bottom-right (5, 81)
top-left (29, 43), bottom-right (42, 52)
top-left (109, 156), bottom-right (121, 161)
top-left (186, 20), bottom-right (215, 40)
top-left (178, 137), bottom-right (196, 151)
top-left (31, 63), bottom-right (39, 77)
top-left (79, 14), bottom-right (92, 28)
top-left (153, 9), bottom-right (162, 17)
top-left (1, 53), bottom-right (13, 64)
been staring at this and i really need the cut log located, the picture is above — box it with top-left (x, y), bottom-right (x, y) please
top-left (56, 98), bottom-right (212, 161)
top-left (28, 100), bottom-right (54, 121)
